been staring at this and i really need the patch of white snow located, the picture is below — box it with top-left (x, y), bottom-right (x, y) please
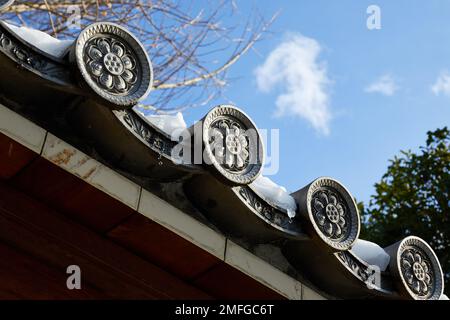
top-left (4, 21), bottom-right (73, 58)
top-left (250, 175), bottom-right (297, 218)
top-left (350, 239), bottom-right (391, 271)
top-left (145, 112), bottom-right (187, 137)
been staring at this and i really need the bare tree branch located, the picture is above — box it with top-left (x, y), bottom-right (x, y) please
top-left (1, 0), bottom-right (276, 112)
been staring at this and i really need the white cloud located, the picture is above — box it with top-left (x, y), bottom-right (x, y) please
top-left (254, 33), bottom-right (332, 135)
top-left (365, 74), bottom-right (399, 96)
top-left (431, 71), bottom-right (450, 96)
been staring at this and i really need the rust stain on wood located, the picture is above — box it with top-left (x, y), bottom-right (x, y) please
top-left (82, 167), bottom-right (97, 180)
top-left (77, 157), bottom-right (88, 167)
top-left (48, 149), bottom-right (76, 166)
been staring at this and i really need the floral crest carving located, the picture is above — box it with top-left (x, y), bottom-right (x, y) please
top-left (203, 105), bottom-right (263, 185)
top-left (400, 248), bottom-right (433, 297)
top-left (394, 237), bottom-right (443, 300)
top-left (73, 22), bottom-right (153, 107)
top-left (305, 178), bottom-right (360, 251)
top-left (84, 37), bottom-right (137, 95)
top-left (311, 189), bottom-right (350, 241)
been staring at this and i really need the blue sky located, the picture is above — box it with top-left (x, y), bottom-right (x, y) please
top-left (177, 1), bottom-right (450, 204)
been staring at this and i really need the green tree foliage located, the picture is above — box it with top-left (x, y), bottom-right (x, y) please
top-left (361, 127), bottom-right (450, 295)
